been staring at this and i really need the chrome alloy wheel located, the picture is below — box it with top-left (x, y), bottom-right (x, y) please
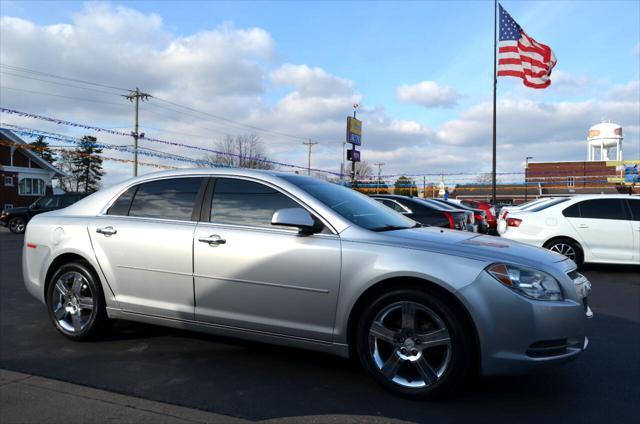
top-left (9, 217), bottom-right (26, 233)
top-left (549, 243), bottom-right (576, 260)
top-left (369, 301), bottom-right (452, 388)
top-left (52, 271), bottom-right (95, 333)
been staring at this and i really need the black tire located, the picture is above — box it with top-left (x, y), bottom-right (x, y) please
top-left (46, 261), bottom-right (110, 340)
top-left (8, 216), bottom-right (26, 234)
top-left (544, 237), bottom-right (584, 267)
top-left (355, 288), bottom-right (472, 399)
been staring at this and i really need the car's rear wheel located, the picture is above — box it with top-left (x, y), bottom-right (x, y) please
top-left (545, 238), bottom-right (583, 266)
top-left (8, 217), bottom-right (26, 234)
top-left (356, 288), bottom-right (472, 398)
top-left (46, 261), bottom-right (109, 340)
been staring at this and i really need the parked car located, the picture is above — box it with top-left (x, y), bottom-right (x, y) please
top-left (1, 193), bottom-right (86, 234)
top-left (498, 197), bottom-right (557, 220)
top-left (431, 198), bottom-right (489, 233)
top-left (449, 199), bottom-right (497, 230)
top-left (23, 169), bottom-right (592, 398)
top-left (372, 194), bottom-right (471, 231)
top-left (498, 194), bottom-right (639, 266)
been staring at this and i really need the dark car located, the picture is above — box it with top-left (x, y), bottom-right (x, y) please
top-left (430, 198), bottom-right (490, 233)
top-left (372, 194), bottom-right (472, 231)
top-left (0, 193), bottom-right (86, 234)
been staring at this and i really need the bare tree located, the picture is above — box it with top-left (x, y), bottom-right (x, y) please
top-left (354, 161), bottom-right (373, 180)
top-left (475, 172), bottom-right (501, 184)
top-left (56, 150), bottom-right (80, 192)
top-left (203, 134), bottom-right (274, 170)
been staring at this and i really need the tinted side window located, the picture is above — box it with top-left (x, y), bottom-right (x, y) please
top-left (627, 199), bottom-right (640, 221)
top-left (60, 195), bottom-right (80, 207)
top-left (129, 178), bottom-right (203, 220)
top-left (577, 199), bottom-right (628, 220)
top-left (211, 178), bottom-right (299, 228)
top-left (107, 187), bottom-right (137, 216)
top-left (562, 203), bottom-right (581, 218)
top-left (378, 199), bottom-right (406, 213)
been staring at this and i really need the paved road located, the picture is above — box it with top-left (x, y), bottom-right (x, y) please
top-left (1, 230), bottom-right (639, 423)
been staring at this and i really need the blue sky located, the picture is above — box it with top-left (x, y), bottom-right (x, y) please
top-left (1, 1), bottom-right (639, 185)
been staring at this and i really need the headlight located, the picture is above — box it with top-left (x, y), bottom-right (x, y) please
top-left (487, 263), bottom-right (563, 301)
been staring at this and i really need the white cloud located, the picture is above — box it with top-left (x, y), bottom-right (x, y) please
top-left (270, 64), bottom-right (354, 98)
top-left (396, 81), bottom-right (461, 108)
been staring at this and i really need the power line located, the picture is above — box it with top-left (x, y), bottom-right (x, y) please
top-left (0, 64), bottom-right (130, 92)
top-left (1, 64), bottom-right (339, 146)
top-left (0, 86), bottom-right (129, 107)
top-left (0, 70), bottom-right (125, 96)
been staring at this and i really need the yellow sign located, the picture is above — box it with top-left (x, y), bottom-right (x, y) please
top-left (606, 160), bottom-right (640, 166)
top-left (347, 117), bottom-right (362, 136)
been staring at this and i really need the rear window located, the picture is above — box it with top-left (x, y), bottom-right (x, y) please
top-left (127, 177), bottom-right (204, 220)
top-left (576, 199), bottom-right (628, 220)
top-left (528, 198), bottom-right (569, 212)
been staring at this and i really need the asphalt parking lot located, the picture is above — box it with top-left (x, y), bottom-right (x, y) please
top-left (1, 230), bottom-right (638, 423)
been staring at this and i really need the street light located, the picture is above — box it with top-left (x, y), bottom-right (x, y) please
top-left (524, 156), bottom-right (533, 203)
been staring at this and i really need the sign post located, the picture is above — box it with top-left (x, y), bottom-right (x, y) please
top-left (346, 106), bottom-right (362, 187)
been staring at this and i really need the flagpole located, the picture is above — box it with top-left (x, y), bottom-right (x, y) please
top-left (491, 0), bottom-right (498, 204)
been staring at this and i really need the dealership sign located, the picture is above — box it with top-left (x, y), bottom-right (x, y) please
top-left (346, 116), bottom-right (362, 146)
top-left (347, 149), bottom-right (361, 162)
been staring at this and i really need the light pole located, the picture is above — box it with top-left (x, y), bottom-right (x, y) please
top-left (524, 156), bottom-right (533, 203)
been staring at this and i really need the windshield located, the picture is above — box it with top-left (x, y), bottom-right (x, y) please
top-left (282, 176), bottom-right (416, 231)
top-left (529, 197), bottom-right (569, 212)
top-left (519, 198), bottom-right (551, 210)
top-left (32, 196), bottom-right (57, 209)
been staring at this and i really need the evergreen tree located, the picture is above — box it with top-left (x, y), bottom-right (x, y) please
top-left (71, 136), bottom-right (104, 193)
top-left (29, 136), bottom-right (56, 164)
top-left (394, 176), bottom-right (418, 196)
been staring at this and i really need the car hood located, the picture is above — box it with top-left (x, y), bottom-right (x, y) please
top-left (4, 207), bottom-right (29, 215)
top-left (344, 226), bottom-right (567, 269)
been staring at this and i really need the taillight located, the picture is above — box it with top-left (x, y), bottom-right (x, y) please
top-left (474, 213), bottom-right (484, 222)
top-left (506, 218), bottom-right (522, 227)
top-left (503, 211), bottom-right (509, 219)
top-left (444, 212), bottom-right (455, 229)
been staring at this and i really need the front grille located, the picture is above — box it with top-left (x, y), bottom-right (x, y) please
top-left (568, 270), bottom-right (580, 280)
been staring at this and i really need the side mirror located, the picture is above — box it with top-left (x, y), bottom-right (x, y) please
top-left (271, 208), bottom-right (323, 235)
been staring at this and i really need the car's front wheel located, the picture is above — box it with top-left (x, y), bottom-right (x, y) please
top-left (8, 216), bottom-right (26, 234)
top-left (356, 288), bottom-right (473, 398)
top-left (46, 261), bottom-right (110, 340)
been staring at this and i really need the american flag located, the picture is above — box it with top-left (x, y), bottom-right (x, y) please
top-left (497, 4), bottom-right (557, 89)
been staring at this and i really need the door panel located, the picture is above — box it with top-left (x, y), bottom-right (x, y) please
top-left (565, 198), bottom-right (634, 261)
top-left (193, 177), bottom-right (341, 341)
top-left (89, 217), bottom-right (196, 319)
top-left (193, 224), bottom-right (341, 341)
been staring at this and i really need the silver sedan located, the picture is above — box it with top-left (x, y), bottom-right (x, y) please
top-left (22, 169), bottom-right (591, 398)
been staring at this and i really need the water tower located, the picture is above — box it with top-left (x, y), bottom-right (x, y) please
top-left (587, 122), bottom-right (622, 161)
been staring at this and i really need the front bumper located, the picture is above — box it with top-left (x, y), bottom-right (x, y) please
top-left (458, 269), bottom-right (591, 376)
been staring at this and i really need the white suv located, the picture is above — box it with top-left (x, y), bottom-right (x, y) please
top-left (498, 194), bottom-right (640, 266)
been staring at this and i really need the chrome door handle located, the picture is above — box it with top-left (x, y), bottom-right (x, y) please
top-left (198, 235), bottom-right (226, 245)
top-left (96, 226), bottom-right (117, 236)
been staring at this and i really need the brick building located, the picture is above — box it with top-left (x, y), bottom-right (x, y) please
top-left (0, 129), bottom-right (65, 210)
top-left (453, 160), bottom-right (633, 205)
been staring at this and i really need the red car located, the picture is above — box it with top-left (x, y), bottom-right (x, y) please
top-left (454, 199), bottom-right (497, 229)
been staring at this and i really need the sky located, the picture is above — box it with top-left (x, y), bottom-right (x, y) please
top-left (1, 0), bottom-right (639, 187)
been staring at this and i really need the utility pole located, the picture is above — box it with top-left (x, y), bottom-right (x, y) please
top-left (303, 140), bottom-right (318, 176)
top-left (124, 88), bottom-right (151, 177)
top-left (374, 162), bottom-right (385, 194)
